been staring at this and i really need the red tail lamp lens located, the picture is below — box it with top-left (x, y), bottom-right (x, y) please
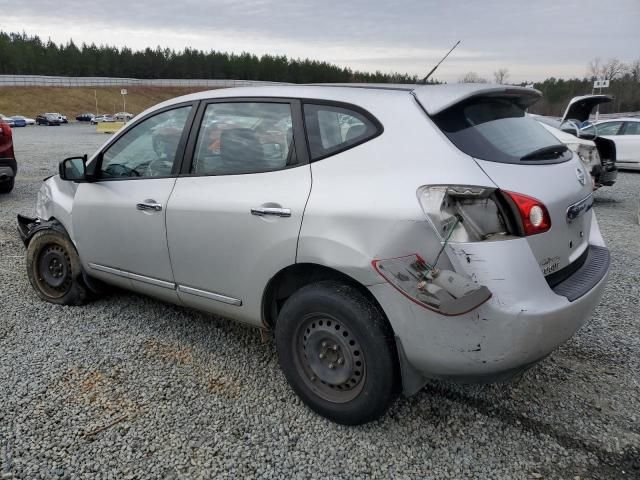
top-left (503, 191), bottom-right (551, 236)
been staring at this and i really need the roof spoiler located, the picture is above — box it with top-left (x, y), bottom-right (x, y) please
top-left (412, 84), bottom-right (542, 116)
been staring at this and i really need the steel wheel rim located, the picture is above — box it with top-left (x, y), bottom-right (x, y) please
top-left (294, 313), bottom-right (366, 403)
top-left (35, 244), bottom-right (72, 298)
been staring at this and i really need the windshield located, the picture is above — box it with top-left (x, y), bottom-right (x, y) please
top-left (433, 97), bottom-right (572, 164)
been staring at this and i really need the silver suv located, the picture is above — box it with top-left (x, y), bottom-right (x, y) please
top-left (18, 84), bottom-right (610, 425)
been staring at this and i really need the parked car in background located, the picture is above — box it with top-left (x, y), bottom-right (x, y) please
top-left (0, 119), bottom-right (16, 193)
top-left (11, 115), bottom-right (35, 126)
top-left (114, 112), bottom-right (133, 121)
top-left (581, 118), bottom-right (640, 171)
top-left (36, 114), bottom-right (62, 126)
top-left (90, 114), bottom-right (116, 124)
top-left (46, 113), bottom-right (68, 124)
top-left (76, 113), bottom-right (95, 122)
top-left (8, 117), bottom-right (27, 127)
top-left (0, 114), bottom-right (15, 127)
top-left (16, 84), bottom-right (610, 425)
top-left (533, 95), bottom-right (617, 189)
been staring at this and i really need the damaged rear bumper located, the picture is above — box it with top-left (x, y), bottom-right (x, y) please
top-left (369, 237), bottom-right (609, 391)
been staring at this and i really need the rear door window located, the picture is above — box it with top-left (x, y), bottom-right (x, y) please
top-left (623, 122), bottom-right (640, 135)
top-left (595, 121), bottom-right (623, 136)
top-left (303, 104), bottom-right (380, 160)
top-left (433, 97), bottom-right (572, 164)
top-left (191, 102), bottom-right (295, 175)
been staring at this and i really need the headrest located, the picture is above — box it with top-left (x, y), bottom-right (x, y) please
top-left (345, 124), bottom-right (367, 142)
top-left (220, 128), bottom-right (264, 166)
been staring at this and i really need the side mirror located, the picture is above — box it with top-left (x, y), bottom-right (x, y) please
top-left (59, 155), bottom-right (88, 181)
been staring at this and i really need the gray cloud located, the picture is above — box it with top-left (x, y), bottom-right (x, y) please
top-left (1, 0), bottom-right (638, 81)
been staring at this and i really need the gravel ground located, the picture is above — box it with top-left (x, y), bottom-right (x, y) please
top-left (1, 124), bottom-right (639, 480)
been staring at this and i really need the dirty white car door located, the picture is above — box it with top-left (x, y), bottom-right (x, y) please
top-left (72, 104), bottom-right (196, 301)
top-left (165, 100), bottom-right (311, 324)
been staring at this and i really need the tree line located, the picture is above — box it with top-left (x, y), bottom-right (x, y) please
top-left (1, 31), bottom-right (639, 115)
top-left (0, 31), bottom-right (417, 84)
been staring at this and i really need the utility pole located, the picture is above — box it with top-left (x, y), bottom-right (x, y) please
top-left (94, 90), bottom-right (98, 115)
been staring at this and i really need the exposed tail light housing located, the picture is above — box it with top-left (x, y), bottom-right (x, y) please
top-left (370, 185), bottom-right (553, 315)
top-left (417, 185), bottom-right (516, 242)
top-left (502, 190), bottom-right (551, 236)
top-left (417, 185), bottom-right (551, 240)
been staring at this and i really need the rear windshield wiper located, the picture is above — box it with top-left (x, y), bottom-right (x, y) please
top-left (520, 145), bottom-right (568, 161)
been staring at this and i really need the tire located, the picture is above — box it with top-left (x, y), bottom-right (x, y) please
top-left (26, 229), bottom-right (88, 305)
top-left (275, 280), bottom-right (398, 425)
top-left (0, 177), bottom-right (14, 193)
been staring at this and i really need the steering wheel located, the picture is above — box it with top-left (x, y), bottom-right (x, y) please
top-left (144, 158), bottom-right (173, 177)
top-left (104, 163), bottom-right (139, 177)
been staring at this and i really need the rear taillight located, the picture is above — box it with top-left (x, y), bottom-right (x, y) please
top-left (0, 121), bottom-right (15, 159)
top-left (0, 121), bottom-right (11, 136)
top-left (502, 191), bottom-right (551, 236)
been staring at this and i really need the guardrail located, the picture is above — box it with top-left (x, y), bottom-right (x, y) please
top-left (0, 75), bottom-right (289, 88)
top-left (591, 112), bottom-right (640, 120)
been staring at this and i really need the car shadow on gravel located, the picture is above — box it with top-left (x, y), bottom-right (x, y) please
top-left (410, 379), bottom-right (639, 480)
top-left (593, 196), bottom-right (622, 205)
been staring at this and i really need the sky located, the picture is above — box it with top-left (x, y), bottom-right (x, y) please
top-left (0, 0), bottom-right (638, 83)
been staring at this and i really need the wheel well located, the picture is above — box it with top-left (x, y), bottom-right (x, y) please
top-left (262, 263), bottom-right (392, 332)
top-left (263, 263), bottom-right (405, 395)
top-left (20, 216), bottom-right (66, 247)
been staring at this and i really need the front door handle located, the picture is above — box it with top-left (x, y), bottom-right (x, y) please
top-left (250, 207), bottom-right (291, 217)
top-left (137, 200), bottom-right (163, 212)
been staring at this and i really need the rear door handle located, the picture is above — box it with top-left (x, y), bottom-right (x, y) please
top-left (250, 207), bottom-right (291, 217)
top-left (137, 201), bottom-right (163, 212)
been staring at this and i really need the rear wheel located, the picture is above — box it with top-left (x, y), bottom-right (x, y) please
top-left (0, 177), bottom-right (14, 193)
top-left (275, 280), bottom-right (397, 425)
top-left (26, 229), bottom-right (88, 305)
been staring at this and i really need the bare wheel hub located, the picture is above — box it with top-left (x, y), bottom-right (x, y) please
top-left (298, 315), bottom-right (365, 403)
top-left (37, 244), bottom-right (72, 294)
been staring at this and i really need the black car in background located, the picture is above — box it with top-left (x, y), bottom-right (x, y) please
top-left (76, 112), bottom-right (95, 122)
top-left (36, 114), bottom-right (62, 126)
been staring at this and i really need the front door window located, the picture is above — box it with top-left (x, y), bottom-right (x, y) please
top-left (100, 106), bottom-right (192, 178)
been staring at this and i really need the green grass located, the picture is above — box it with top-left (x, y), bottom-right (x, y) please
top-left (0, 86), bottom-right (213, 119)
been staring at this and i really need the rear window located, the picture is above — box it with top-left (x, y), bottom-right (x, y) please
top-left (303, 104), bottom-right (380, 161)
top-left (433, 97), bottom-right (572, 164)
